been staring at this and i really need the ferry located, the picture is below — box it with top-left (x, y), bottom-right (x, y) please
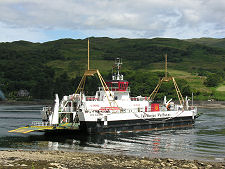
top-left (9, 40), bottom-right (198, 134)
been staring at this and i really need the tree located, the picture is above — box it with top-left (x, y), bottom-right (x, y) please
top-left (204, 73), bottom-right (222, 87)
top-left (53, 72), bottom-right (74, 98)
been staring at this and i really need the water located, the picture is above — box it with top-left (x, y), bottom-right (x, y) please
top-left (0, 105), bottom-right (224, 162)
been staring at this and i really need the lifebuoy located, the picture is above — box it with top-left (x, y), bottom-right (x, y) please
top-left (166, 103), bottom-right (171, 110)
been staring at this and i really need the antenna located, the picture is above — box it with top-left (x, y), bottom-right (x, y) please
top-left (88, 38), bottom-right (90, 70)
top-left (113, 58), bottom-right (123, 80)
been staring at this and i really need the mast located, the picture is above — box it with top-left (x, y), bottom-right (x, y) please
top-left (165, 53), bottom-right (167, 79)
top-left (88, 38), bottom-right (90, 70)
top-left (74, 39), bottom-right (119, 108)
top-left (148, 54), bottom-right (185, 108)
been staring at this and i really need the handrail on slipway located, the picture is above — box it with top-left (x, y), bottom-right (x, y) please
top-left (32, 121), bottom-right (51, 126)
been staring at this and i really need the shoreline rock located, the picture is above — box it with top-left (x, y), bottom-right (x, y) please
top-left (0, 100), bottom-right (53, 106)
top-left (0, 150), bottom-right (224, 169)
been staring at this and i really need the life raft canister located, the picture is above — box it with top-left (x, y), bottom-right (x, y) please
top-left (151, 103), bottom-right (160, 112)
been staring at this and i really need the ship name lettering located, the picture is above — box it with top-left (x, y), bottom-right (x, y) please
top-left (141, 114), bottom-right (156, 118)
top-left (157, 113), bottom-right (170, 117)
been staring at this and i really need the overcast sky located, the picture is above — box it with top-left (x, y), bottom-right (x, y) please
top-left (0, 0), bottom-right (225, 42)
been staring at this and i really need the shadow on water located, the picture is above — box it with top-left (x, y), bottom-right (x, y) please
top-left (0, 131), bottom-right (122, 149)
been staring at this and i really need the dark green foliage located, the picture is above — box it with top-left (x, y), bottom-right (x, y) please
top-left (84, 76), bottom-right (101, 96)
top-left (153, 79), bottom-right (191, 100)
top-left (116, 70), bottom-right (191, 98)
top-left (124, 71), bottom-right (158, 97)
top-left (204, 73), bottom-right (224, 87)
top-left (31, 77), bottom-right (54, 99)
top-left (53, 72), bottom-right (74, 99)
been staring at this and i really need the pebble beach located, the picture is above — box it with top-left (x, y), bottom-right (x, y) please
top-left (0, 150), bottom-right (225, 169)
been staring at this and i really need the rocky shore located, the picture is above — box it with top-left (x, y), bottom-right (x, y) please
top-left (0, 150), bottom-right (225, 169)
top-left (0, 100), bottom-right (54, 105)
top-left (194, 100), bottom-right (225, 109)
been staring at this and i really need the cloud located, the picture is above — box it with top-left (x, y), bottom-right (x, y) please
top-left (0, 0), bottom-right (225, 42)
top-left (0, 22), bottom-right (47, 42)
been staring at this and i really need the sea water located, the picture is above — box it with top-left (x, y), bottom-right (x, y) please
top-left (0, 104), bottom-right (224, 162)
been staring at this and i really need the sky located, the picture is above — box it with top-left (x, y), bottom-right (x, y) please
top-left (0, 0), bottom-right (225, 42)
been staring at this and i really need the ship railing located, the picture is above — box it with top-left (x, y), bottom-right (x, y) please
top-left (130, 97), bottom-right (147, 101)
top-left (86, 96), bottom-right (99, 101)
top-left (32, 121), bottom-right (51, 126)
top-left (98, 87), bottom-right (130, 92)
top-left (123, 107), bottom-right (150, 113)
top-left (60, 107), bottom-right (76, 112)
top-left (156, 105), bottom-right (183, 112)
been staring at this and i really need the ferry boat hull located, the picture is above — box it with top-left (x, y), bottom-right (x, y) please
top-left (77, 107), bottom-right (197, 134)
top-left (79, 116), bottom-right (195, 134)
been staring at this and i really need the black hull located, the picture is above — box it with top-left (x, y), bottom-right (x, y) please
top-left (79, 116), bottom-right (195, 134)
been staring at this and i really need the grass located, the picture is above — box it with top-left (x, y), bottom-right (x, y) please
top-left (216, 84), bottom-right (225, 92)
top-left (46, 59), bottom-right (115, 78)
top-left (90, 59), bottom-right (115, 72)
top-left (213, 91), bottom-right (225, 100)
top-left (149, 69), bottom-right (210, 93)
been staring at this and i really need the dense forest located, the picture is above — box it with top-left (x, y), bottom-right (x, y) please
top-left (0, 37), bottom-right (225, 101)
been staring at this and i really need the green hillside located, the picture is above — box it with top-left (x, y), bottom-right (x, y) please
top-left (186, 37), bottom-right (225, 49)
top-left (0, 37), bottom-right (225, 101)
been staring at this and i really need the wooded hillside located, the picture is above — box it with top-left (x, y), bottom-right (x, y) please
top-left (0, 37), bottom-right (225, 101)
